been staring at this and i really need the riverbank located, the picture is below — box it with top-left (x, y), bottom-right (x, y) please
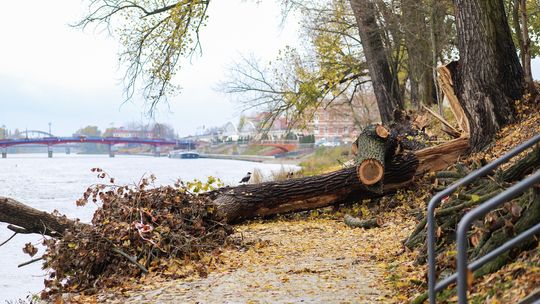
top-left (199, 153), bottom-right (306, 166)
top-left (0, 156), bottom-right (300, 302)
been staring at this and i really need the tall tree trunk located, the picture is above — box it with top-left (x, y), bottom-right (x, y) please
top-left (519, 0), bottom-right (537, 96)
top-left (453, 0), bottom-right (524, 151)
top-left (402, 0), bottom-right (435, 108)
top-left (409, 74), bottom-right (420, 110)
top-left (419, 71), bottom-right (434, 107)
top-left (349, 0), bottom-right (402, 124)
top-left (512, 0), bottom-right (526, 70)
top-left (429, 0), bottom-right (443, 114)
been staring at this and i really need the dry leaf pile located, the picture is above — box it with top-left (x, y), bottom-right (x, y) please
top-left (40, 173), bottom-right (232, 299)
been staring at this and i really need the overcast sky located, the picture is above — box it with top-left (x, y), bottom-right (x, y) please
top-left (2, 2), bottom-right (540, 137)
top-left (0, 0), bottom-right (300, 137)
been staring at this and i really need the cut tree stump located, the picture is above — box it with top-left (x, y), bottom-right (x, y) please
top-left (358, 160), bottom-right (384, 186)
top-left (355, 124), bottom-right (393, 191)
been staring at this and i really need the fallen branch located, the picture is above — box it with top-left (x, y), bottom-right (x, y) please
top-left (0, 196), bottom-right (88, 237)
top-left (18, 256), bottom-right (44, 268)
top-left (422, 104), bottom-right (461, 138)
top-left (8, 225), bottom-right (31, 234)
top-left (344, 215), bottom-right (381, 229)
top-left (0, 231), bottom-right (18, 247)
top-left (111, 247), bottom-right (149, 274)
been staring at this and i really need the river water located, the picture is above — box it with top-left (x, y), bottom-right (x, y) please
top-left (0, 154), bottom-right (298, 302)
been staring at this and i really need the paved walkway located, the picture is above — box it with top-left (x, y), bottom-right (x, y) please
top-left (95, 218), bottom-right (409, 303)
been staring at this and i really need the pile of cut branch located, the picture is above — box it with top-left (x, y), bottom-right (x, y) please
top-left (40, 173), bottom-right (232, 299)
top-left (406, 148), bottom-right (540, 303)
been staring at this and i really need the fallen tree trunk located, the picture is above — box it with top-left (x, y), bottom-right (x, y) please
top-left (0, 140), bottom-right (471, 232)
top-left (210, 153), bottom-right (419, 223)
top-left (0, 154), bottom-right (419, 233)
top-left (0, 197), bottom-right (85, 237)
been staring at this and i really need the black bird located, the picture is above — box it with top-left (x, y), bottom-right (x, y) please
top-left (239, 172), bottom-right (252, 183)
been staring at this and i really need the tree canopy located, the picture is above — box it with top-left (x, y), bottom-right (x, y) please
top-left (78, 0), bottom-right (534, 149)
top-left (77, 0), bottom-right (210, 109)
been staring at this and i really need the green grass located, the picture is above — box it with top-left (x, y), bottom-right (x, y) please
top-left (298, 146), bottom-right (350, 176)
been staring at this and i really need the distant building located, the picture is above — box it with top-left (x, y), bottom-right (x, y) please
top-left (307, 94), bottom-right (378, 143)
top-left (191, 92), bottom-right (378, 144)
top-left (109, 128), bottom-right (153, 138)
top-left (245, 112), bottom-right (291, 140)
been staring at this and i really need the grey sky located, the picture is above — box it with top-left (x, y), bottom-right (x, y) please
top-left (0, 0), bottom-right (300, 136)
top-left (2, 2), bottom-right (539, 137)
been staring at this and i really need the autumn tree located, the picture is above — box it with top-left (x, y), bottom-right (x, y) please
top-left (223, 0), bottom-right (372, 130)
top-left (75, 125), bottom-right (106, 153)
top-left (349, 0), bottom-right (403, 124)
top-left (150, 123), bottom-right (176, 139)
top-left (76, 0), bottom-right (210, 111)
top-left (400, 0), bottom-right (455, 110)
top-left (506, 0), bottom-right (540, 96)
top-left (453, 0), bottom-right (524, 150)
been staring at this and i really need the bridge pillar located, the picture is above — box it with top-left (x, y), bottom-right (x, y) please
top-left (154, 145), bottom-right (161, 157)
top-left (65, 147), bottom-right (71, 155)
top-left (47, 146), bottom-right (53, 158)
top-left (2, 148), bottom-right (6, 158)
top-left (108, 144), bottom-right (115, 158)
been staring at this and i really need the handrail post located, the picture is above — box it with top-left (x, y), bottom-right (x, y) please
top-left (456, 214), bottom-right (472, 303)
top-left (456, 171), bottom-right (540, 304)
top-left (427, 194), bottom-right (442, 304)
top-left (426, 133), bottom-right (540, 303)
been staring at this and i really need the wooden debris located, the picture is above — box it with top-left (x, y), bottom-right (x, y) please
top-left (437, 63), bottom-right (470, 136)
top-left (344, 214), bottom-right (381, 229)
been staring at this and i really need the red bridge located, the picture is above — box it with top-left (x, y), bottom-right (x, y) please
top-left (257, 140), bottom-right (299, 153)
top-left (0, 136), bottom-right (195, 158)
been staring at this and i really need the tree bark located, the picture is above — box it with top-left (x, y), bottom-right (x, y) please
top-left (519, 0), bottom-right (537, 96)
top-left (409, 73), bottom-right (420, 110)
top-left (211, 153), bottom-right (419, 223)
top-left (453, 0), bottom-right (524, 151)
top-left (0, 197), bottom-right (85, 237)
top-left (402, 0), bottom-right (435, 107)
top-left (349, 0), bottom-right (402, 124)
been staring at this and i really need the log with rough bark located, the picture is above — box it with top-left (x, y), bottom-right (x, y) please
top-left (0, 197), bottom-right (86, 237)
top-left (344, 214), bottom-right (381, 229)
top-left (211, 152), bottom-right (419, 223)
top-left (355, 124), bottom-right (390, 188)
top-left (0, 152), bottom-right (420, 232)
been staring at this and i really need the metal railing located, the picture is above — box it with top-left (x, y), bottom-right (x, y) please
top-left (426, 133), bottom-right (540, 304)
top-left (456, 171), bottom-right (540, 303)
